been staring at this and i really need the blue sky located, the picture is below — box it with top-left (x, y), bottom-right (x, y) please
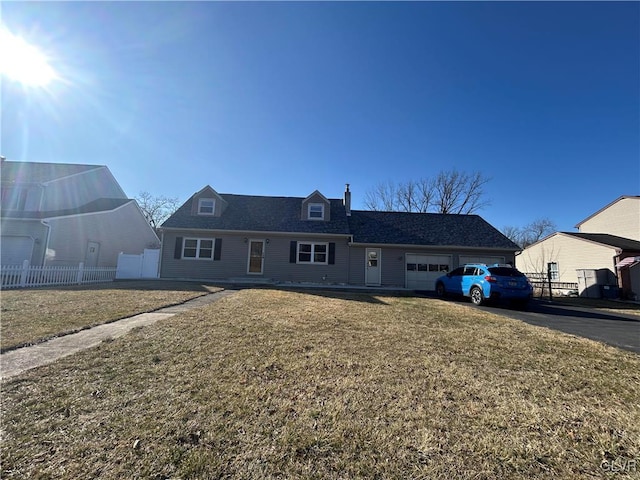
top-left (2, 1), bottom-right (638, 233)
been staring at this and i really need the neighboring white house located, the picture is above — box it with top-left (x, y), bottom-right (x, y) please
top-left (516, 196), bottom-right (640, 300)
top-left (1, 160), bottom-right (159, 267)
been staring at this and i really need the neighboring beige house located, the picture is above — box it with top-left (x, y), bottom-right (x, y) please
top-left (516, 196), bottom-right (640, 300)
top-left (1, 160), bottom-right (159, 267)
top-left (575, 196), bottom-right (640, 241)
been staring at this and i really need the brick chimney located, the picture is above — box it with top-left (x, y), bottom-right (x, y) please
top-left (343, 183), bottom-right (351, 216)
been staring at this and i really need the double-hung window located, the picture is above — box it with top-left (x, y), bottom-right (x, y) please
top-left (547, 262), bottom-right (559, 280)
top-left (198, 198), bottom-right (215, 215)
top-left (308, 203), bottom-right (325, 220)
top-left (297, 242), bottom-right (328, 264)
top-left (183, 238), bottom-right (214, 260)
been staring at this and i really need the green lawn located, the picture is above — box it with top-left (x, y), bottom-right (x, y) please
top-left (1, 289), bottom-right (638, 479)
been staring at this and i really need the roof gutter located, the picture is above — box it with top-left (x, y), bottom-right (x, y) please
top-left (347, 242), bottom-right (518, 252)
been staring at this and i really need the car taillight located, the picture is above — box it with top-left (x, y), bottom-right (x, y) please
top-left (484, 275), bottom-right (497, 283)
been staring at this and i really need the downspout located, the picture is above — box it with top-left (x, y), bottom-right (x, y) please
top-left (347, 234), bottom-right (353, 285)
top-left (157, 229), bottom-right (164, 278)
top-left (40, 220), bottom-right (51, 266)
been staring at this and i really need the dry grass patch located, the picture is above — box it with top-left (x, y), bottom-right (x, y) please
top-left (2, 289), bottom-right (639, 479)
top-left (0, 281), bottom-right (221, 351)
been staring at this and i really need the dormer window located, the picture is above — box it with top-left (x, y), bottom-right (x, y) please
top-left (308, 203), bottom-right (325, 220)
top-left (198, 198), bottom-right (215, 215)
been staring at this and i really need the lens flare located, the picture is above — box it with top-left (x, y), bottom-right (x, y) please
top-left (0, 27), bottom-right (57, 86)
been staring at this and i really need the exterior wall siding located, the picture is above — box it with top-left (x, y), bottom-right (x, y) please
top-left (45, 202), bottom-right (159, 266)
top-left (578, 197), bottom-right (640, 241)
top-left (349, 246), bottom-right (516, 288)
top-left (516, 234), bottom-right (618, 284)
top-left (161, 231), bottom-right (351, 284)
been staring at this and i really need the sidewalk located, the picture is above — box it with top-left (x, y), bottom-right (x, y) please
top-left (1, 289), bottom-right (236, 381)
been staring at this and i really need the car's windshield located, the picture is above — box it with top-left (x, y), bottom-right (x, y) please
top-left (488, 267), bottom-right (525, 277)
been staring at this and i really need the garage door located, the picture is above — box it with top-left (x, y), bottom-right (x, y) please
top-left (459, 255), bottom-right (505, 266)
top-left (406, 254), bottom-right (451, 290)
top-left (1, 236), bottom-right (34, 265)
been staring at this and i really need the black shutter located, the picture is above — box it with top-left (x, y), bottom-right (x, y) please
top-left (174, 237), bottom-right (183, 259)
top-left (328, 242), bottom-right (336, 265)
top-left (290, 241), bottom-right (297, 263)
top-left (214, 238), bottom-right (222, 261)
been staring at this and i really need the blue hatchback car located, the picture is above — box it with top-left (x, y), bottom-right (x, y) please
top-left (435, 264), bottom-right (533, 307)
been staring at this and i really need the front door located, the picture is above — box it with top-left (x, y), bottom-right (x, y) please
top-left (365, 248), bottom-right (381, 286)
top-left (248, 240), bottom-right (265, 274)
top-left (85, 241), bottom-right (100, 267)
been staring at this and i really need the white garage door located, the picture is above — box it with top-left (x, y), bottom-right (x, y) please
top-left (406, 254), bottom-right (451, 290)
top-left (459, 255), bottom-right (505, 266)
top-left (1, 236), bottom-right (34, 265)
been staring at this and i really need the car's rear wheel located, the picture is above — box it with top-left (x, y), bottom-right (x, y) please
top-left (470, 286), bottom-right (484, 306)
top-left (436, 282), bottom-right (446, 298)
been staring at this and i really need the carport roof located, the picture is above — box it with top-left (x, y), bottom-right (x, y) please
top-left (348, 210), bottom-right (520, 249)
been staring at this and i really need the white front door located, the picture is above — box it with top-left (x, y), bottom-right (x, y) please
top-left (247, 240), bottom-right (265, 274)
top-left (365, 248), bottom-right (381, 285)
top-left (85, 241), bottom-right (100, 267)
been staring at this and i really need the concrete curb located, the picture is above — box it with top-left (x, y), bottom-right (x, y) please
top-left (1, 289), bottom-right (236, 381)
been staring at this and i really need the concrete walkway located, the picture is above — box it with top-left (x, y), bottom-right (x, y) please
top-left (0, 289), bottom-right (236, 381)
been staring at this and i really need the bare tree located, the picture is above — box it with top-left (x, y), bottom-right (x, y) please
top-left (364, 169), bottom-right (490, 214)
top-left (522, 218), bottom-right (556, 246)
top-left (431, 169), bottom-right (490, 214)
top-left (135, 191), bottom-right (180, 232)
top-left (363, 181), bottom-right (400, 211)
top-left (501, 225), bottom-right (524, 246)
top-left (502, 218), bottom-right (557, 248)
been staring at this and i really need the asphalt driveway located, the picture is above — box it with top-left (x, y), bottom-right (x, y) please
top-left (476, 300), bottom-right (640, 353)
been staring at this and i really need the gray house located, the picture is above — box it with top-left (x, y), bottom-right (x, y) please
top-left (1, 160), bottom-right (159, 267)
top-left (159, 185), bottom-right (519, 290)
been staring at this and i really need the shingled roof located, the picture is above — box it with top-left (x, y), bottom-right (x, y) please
top-left (1, 161), bottom-right (102, 184)
top-left (163, 191), bottom-right (519, 250)
top-left (162, 194), bottom-right (351, 235)
top-left (348, 210), bottom-right (520, 249)
top-left (1, 198), bottom-right (132, 219)
top-left (562, 232), bottom-right (640, 251)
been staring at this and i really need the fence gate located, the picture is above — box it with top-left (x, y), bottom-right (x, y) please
top-left (116, 249), bottom-right (160, 279)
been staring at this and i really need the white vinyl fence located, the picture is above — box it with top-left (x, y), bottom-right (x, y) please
top-left (116, 249), bottom-right (160, 279)
top-left (1, 260), bottom-right (116, 289)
